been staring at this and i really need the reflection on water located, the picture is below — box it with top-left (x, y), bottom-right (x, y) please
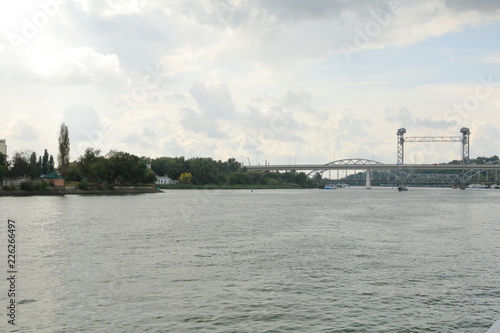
top-left (1, 188), bottom-right (499, 332)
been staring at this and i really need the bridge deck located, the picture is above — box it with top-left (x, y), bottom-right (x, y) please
top-left (247, 164), bottom-right (500, 171)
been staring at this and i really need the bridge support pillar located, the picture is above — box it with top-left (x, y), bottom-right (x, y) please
top-left (366, 169), bottom-right (372, 189)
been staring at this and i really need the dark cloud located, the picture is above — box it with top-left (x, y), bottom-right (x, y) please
top-left (444, 0), bottom-right (500, 12)
top-left (385, 107), bottom-right (414, 126)
top-left (385, 107), bottom-right (456, 129)
top-left (415, 118), bottom-right (456, 128)
top-left (335, 109), bottom-right (371, 138)
top-left (118, 127), bottom-right (159, 154)
top-left (180, 84), bottom-right (308, 148)
top-left (189, 81), bottom-right (236, 119)
top-left (240, 98), bottom-right (305, 146)
top-left (258, 0), bottom-right (338, 20)
top-left (137, 127), bottom-right (157, 140)
top-left (283, 90), bottom-right (312, 108)
top-left (179, 81), bottom-right (237, 138)
top-left (161, 137), bottom-right (185, 157)
top-left (176, 0), bottom-right (251, 28)
top-left (172, 0), bottom-right (374, 29)
top-left (180, 107), bottom-right (226, 138)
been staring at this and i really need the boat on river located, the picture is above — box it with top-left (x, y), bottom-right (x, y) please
top-left (468, 184), bottom-right (489, 189)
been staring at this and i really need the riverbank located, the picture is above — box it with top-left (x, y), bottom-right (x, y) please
top-left (0, 188), bottom-right (162, 196)
top-left (158, 183), bottom-right (310, 190)
top-left (0, 184), bottom-right (314, 195)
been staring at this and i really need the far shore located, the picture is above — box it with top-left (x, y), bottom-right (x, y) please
top-left (0, 183), bottom-right (316, 196)
top-left (157, 184), bottom-right (310, 190)
top-left (0, 187), bottom-right (162, 196)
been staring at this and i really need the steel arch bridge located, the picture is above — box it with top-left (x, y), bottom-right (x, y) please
top-left (308, 158), bottom-right (500, 185)
top-left (308, 158), bottom-right (384, 177)
top-left (403, 160), bottom-right (500, 184)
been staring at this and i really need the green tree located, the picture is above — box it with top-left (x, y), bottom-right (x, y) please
top-left (229, 171), bottom-right (249, 185)
top-left (36, 156), bottom-right (42, 177)
top-left (295, 172), bottom-right (308, 186)
top-left (313, 172), bottom-right (322, 180)
top-left (58, 123), bottom-right (70, 177)
top-left (186, 157), bottom-right (220, 184)
top-left (142, 168), bottom-right (157, 183)
top-left (65, 162), bottom-right (82, 182)
top-left (179, 172), bottom-right (193, 184)
top-left (151, 156), bottom-right (186, 180)
top-left (8, 151), bottom-right (32, 178)
top-left (281, 170), bottom-right (296, 184)
top-left (107, 151), bottom-right (137, 183)
top-left (107, 151), bottom-right (152, 184)
top-left (88, 157), bottom-right (111, 183)
top-left (226, 158), bottom-right (242, 173)
top-left (78, 148), bottom-right (101, 178)
top-left (48, 155), bottom-right (55, 173)
top-left (42, 149), bottom-right (49, 174)
top-left (29, 152), bottom-right (37, 178)
top-left (0, 152), bottom-right (6, 181)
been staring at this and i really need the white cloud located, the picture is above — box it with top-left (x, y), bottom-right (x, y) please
top-left (5, 115), bottom-right (41, 141)
top-left (481, 53), bottom-right (500, 64)
top-left (1, 0), bottom-right (500, 164)
top-left (471, 122), bottom-right (500, 157)
top-left (73, 0), bottom-right (143, 17)
top-left (24, 47), bottom-right (123, 86)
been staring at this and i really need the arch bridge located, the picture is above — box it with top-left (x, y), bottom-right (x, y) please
top-left (245, 127), bottom-right (500, 188)
top-left (247, 158), bottom-right (500, 188)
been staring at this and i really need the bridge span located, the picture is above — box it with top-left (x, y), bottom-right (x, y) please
top-left (247, 163), bottom-right (500, 172)
top-left (245, 128), bottom-right (499, 188)
top-left (246, 158), bottom-right (500, 188)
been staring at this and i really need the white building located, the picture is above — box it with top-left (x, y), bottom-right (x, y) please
top-left (155, 175), bottom-right (178, 185)
top-left (0, 139), bottom-right (6, 156)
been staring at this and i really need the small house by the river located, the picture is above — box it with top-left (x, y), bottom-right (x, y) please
top-left (41, 172), bottom-right (65, 187)
top-left (155, 175), bottom-right (178, 185)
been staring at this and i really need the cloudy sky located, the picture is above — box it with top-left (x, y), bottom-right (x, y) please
top-left (1, 0), bottom-right (500, 165)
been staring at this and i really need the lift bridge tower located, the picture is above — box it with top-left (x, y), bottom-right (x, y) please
top-left (397, 127), bottom-right (470, 165)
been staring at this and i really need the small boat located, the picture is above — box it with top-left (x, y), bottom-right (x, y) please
top-left (324, 184), bottom-right (336, 189)
top-left (468, 184), bottom-right (489, 189)
top-left (398, 186), bottom-right (408, 191)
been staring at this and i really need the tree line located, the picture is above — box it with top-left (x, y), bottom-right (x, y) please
top-left (1, 147), bottom-right (312, 187)
top-left (1, 122), bottom-right (314, 187)
top-left (1, 123), bottom-right (70, 181)
top-left (150, 156), bottom-right (312, 186)
top-left (65, 148), bottom-right (157, 184)
top-left (1, 149), bottom-right (55, 179)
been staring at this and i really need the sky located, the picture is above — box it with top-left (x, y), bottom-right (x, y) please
top-left (1, 0), bottom-right (500, 166)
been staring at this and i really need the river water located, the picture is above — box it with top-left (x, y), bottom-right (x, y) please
top-left (1, 187), bottom-right (499, 332)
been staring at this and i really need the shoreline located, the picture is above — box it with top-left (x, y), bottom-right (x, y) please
top-left (0, 188), bottom-right (162, 196)
top-left (0, 185), bottom-right (312, 195)
top-left (158, 184), bottom-right (309, 190)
